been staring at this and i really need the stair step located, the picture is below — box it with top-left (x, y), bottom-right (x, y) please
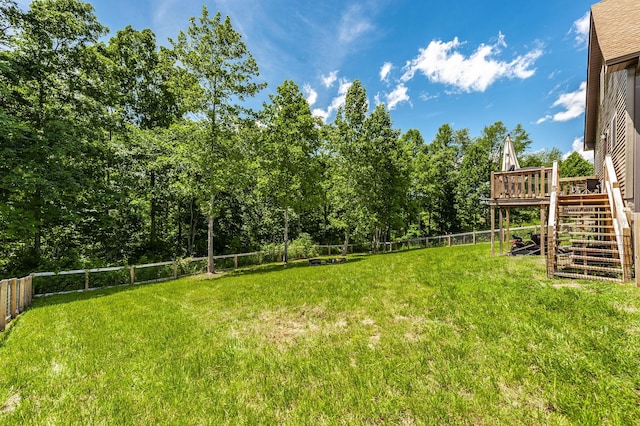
top-left (559, 201), bottom-right (609, 206)
top-left (565, 231), bottom-right (616, 238)
top-left (558, 194), bottom-right (607, 201)
top-left (559, 212), bottom-right (611, 217)
top-left (567, 255), bottom-right (621, 264)
top-left (559, 211), bottom-right (611, 217)
top-left (567, 246), bottom-right (619, 254)
top-left (568, 239), bottom-right (618, 246)
top-left (553, 271), bottom-right (623, 283)
top-left (559, 223), bottom-right (614, 229)
top-left (561, 263), bottom-right (623, 274)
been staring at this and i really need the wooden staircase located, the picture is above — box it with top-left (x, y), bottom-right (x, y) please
top-left (546, 156), bottom-right (632, 283)
top-left (550, 193), bottom-right (624, 282)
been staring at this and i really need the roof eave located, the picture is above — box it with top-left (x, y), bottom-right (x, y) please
top-left (584, 13), bottom-right (600, 152)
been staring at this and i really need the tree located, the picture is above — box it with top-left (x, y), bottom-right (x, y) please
top-left (561, 152), bottom-right (594, 178)
top-left (171, 6), bottom-right (265, 273)
top-left (327, 80), bottom-right (369, 254)
top-left (402, 129), bottom-right (427, 236)
top-left (258, 80), bottom-right (321, 264)
top-left (361, 103), bottom-right (408, 248)
top-left (417, 124), bottom-right (461, 234)
top-left (106, 26), bottom-right (182, 130)
top-left (1, 0), bottom-right (109, 272)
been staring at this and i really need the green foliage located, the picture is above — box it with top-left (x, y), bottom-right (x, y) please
top-left (561, 151), bottom-right (594, 178)
top-left (0, 1), bottom-right (596, 277)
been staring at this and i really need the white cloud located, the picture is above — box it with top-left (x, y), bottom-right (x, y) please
top-left (570, 11), bottom-right (590, 48)
top-left (303, 83), bottom-right (318, 106)
top-left (419, 92), bottom-right (439, 101)
top-left (401, 33), bottom-right (543, 93)
top-left (563, 137), bottom-right (594, 162)
top-left (321, 70), bottom-right (339, 88)
top-left (379, 62), bottom-right (393, 82)
top-left (338, 4), bottom-right (374, 44)
top-left (383, 84), bottom-right (410, 110)
top-left (312, 108), bottom-right (329, 122)
top-left (536, 114), bottom-right (552, 125)
top-left (312, 78), bottom-right (353, 122)
top-left (548, 81), bottom-right (586, 122)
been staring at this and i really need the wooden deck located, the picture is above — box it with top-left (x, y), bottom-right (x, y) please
top-left (490, 168), bottom-right (599, 206)
top-left (490, 167), bottom-right (553, 206)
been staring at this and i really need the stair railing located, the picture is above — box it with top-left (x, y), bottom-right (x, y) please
top-left (546, 161), bottom-right (559, 277)
top-left (603, 155), bottom-right (632, 281)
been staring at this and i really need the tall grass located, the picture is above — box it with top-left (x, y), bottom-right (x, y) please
top-left (1, 244), bottom-right (639, 424)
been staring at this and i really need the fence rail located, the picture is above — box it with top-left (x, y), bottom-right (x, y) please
top-left (0, 276), bottom-right (33, 332)
top-left (21, 226), bottom-right (539, 298)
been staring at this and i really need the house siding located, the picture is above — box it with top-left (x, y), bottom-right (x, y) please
top-left (595, 68), bottom-right (633, 202)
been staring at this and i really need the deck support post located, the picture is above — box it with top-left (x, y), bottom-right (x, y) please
top-left (505, 208), bottom-right (511, 249)
top-left (634, 213), bottom-right (640, 287)
top-left (499, 208), bottom-right (504, 254)
top-left (490, 206), bottom-right (496, 256)
top-left (540, 206), bottom-right (546, 257)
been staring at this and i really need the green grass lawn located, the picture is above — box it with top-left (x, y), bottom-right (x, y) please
top-left (1, 244), bottom-right (639, 424)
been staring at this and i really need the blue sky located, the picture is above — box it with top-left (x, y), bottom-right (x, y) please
top-left (19, 0), bottom-right (595, 159)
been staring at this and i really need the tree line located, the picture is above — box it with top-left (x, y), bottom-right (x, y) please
top-left (0, 0), bottom-right (593, 275)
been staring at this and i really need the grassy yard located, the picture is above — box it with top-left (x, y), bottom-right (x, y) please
top-left (1, 244), bottom-right (639, 424)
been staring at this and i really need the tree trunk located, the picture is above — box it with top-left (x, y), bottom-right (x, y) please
top-left (150, 170), bottom-right (157, 249)
top-left (342, 231), bottom-right (349, 256)
top-left (34, 187), bottom-right (42, 257)
top-left (188, 197), bottom-right (196, 256)
top-left (283, 208), bottom-right (289, 265)
top-left (207, 195), bottom-right (215, 273)
top-left (176, 202), bottom-right (182, 257)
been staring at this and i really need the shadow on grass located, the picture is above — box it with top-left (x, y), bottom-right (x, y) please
top-left (220, 255), bottom-right (367, 279)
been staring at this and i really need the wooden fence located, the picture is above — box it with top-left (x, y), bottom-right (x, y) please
top-left (0, 276), bottom-right (33, 332)
top-left (24, 226), bottom-right (538, 298)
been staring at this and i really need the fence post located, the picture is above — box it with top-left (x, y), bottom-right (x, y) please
top-left (18, 278), bottom-right (24, 313)
top-left (234, 255), bottom-right (238, 270)
top-left (9, 278), bottom-right (17, 319)
top-left (473, 231), bottom-right (476, 245)
top-left (0, 280), bottom-right (7, 331)
top-left (258, 251), bottom-right (263, 265)
top-left (84, 270), bottom-right (89, 290)
top-left (173, 261), bottom-right (178, 279)
top-left (27, 276), bottom-right (33, 306)
top-left (447, 235), bottom-right (451, 247)
top-left (129, 266), bottom-right (135, 285)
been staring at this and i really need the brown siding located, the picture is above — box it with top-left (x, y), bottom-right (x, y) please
top-left (596, 68), bottom-right (629, 198)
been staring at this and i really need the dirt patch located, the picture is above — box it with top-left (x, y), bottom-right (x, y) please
top-left (498, 381), bottom-right (549, 412)
top-left (615, 303), bottom-right (639, 314)
top-left (0, 393), bottom-right (21, 414)
top-left (550, 282), bottom-right (583, 289)
top-left (253, 306), bottom-right (332, 349)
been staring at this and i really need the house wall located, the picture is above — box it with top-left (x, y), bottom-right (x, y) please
top-left (595, 67), bottom-right (635, 209)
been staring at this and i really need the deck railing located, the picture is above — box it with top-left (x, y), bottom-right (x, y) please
top-left (546, 161), bottom-right (560, 277)
top-left (558, 176), bottom-right (600, 195)
top-left (604, 156), bottom-right (632, 281)
top-left (491, 167), bottom-right (553, 200)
